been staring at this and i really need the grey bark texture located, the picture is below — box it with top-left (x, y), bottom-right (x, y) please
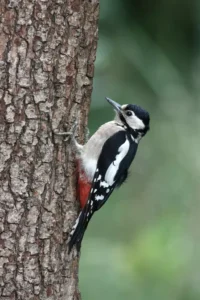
top-left (0, 0), bottom-right (99, 299)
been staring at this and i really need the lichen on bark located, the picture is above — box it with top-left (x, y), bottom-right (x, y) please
top-left (0, 0), bottom-right (99, 299)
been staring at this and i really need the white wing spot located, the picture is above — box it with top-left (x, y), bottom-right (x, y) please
top-left (100, 181), bottom-right (109, 188)
top-left (97, 175), bottom-right (102, 181)
top-left (105, 138), bottom-right (130, 185)
top-left (106, 188), bottom-right (110, 193)
top-left (95, 195), bottom-right (104, 201)
top-left (94, 189), bottom-right (97, 193)
top-left (91, 188), bottom-right (93, 193)
top-left (94, 178), bottom-right (97, 182)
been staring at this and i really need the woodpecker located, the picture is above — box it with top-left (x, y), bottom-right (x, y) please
top-left (67, 97), bottom-right (150, 253)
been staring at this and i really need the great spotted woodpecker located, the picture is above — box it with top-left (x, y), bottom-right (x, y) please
top-left (65, 97), bottom-right (150, 252)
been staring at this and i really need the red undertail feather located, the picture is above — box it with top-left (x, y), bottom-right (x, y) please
top-left (77, 160), bottom-right (91, 208)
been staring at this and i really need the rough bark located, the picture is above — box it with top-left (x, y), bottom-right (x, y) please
top-left (0, 0), bottom-right (99, 299)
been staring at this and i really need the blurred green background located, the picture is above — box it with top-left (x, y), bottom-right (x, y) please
top-left (80, 1), bottom-right (200, 299)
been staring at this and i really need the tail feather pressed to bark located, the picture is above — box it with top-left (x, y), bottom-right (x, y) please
top-left (68, 204), bottom-right (92, 253)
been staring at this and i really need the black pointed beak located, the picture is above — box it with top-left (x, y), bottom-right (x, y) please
top-left (106, 97), bottom-right (122, 112)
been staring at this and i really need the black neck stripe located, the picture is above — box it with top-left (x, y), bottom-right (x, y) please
top-left (119, 113), bottom-right (139, 138)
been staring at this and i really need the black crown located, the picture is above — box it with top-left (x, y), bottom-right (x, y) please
top-left (125, 104), bottom-right (150, 126)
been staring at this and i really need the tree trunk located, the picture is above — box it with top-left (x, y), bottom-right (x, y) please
top-left (0, 0), bottom-right (99, 299)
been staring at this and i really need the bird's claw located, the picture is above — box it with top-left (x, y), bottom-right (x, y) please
top-left (85, 127), bottom-right (90, 143)
top-left (54, 121), bottom-right (78, 142)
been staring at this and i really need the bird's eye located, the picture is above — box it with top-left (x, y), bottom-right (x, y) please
top-left (126, 111), bottom-right (132, 116)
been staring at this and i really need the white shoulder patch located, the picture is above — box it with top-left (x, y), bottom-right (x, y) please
top-left (104, 138), bottom-right (130, 185)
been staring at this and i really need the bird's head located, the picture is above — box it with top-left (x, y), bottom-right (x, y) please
top-left (106, 97), bottom-right (150, 137)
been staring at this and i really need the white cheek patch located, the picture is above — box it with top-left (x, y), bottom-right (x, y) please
top-left (128, 112), bottom-right (145, 130)
top-left (104, 138), bottom-right (130, 186)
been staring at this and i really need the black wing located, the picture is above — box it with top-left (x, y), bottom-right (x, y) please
top-left (92, 130), bottom-right (138, 210)
top-left (68, 131), bottom-right (138, 252)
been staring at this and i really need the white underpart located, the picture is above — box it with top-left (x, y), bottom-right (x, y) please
top-left (105, 138), bottom-right (130, 186)
top-left (95, 195), bottom-right (104, 201)
top-left (81, 122), bottom-right (126, 181)
top-left (81, 158), bottom-right (97, 182)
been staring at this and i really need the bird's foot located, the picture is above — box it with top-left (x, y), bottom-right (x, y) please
top-left (54, 121), bottom-right (83, 155)
top-left (54, 121), bottom-right (78, 142)
top-left (85, 127), bottom-right (90, 143)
